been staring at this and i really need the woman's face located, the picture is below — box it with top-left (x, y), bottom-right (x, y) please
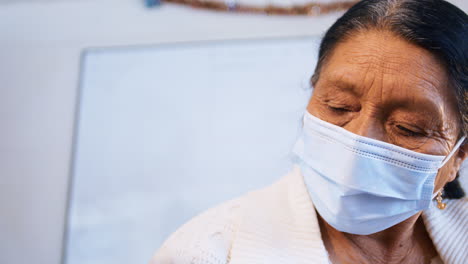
top-left (307, 30), bottom-right (467, 191)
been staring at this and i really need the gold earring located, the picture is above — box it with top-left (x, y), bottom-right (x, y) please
top-left (436, 191), bottom-right (446, 210)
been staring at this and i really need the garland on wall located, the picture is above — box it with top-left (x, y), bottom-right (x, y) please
top-left (145, 0), bottom-right (359, 16)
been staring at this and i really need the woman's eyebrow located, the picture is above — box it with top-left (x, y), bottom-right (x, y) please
top-left (322, 78), bottom-right (362, 97)
top-left (384, 96), bottom-right (446, 129)
top-left (324, 78), bottom-right (446, 122)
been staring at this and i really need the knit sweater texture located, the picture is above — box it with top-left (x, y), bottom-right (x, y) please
top-left (151, 165), bottom-right (467, 264)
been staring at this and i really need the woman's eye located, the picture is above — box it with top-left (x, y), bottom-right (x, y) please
top-left (328, 105), bottom-right (351, 113)
top-left (396, 125), bottom-right (424, 137)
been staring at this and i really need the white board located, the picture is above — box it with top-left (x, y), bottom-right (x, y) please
top-left (64, 36), bottom-right (320, 264)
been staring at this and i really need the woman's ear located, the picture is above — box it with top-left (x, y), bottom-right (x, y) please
top-left (449, 142), bottom-right (468, 182)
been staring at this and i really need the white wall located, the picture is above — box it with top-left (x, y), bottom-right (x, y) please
top-left (0, 1), bottom-right (341, 264)
top-left (0, 1), bottom-right (466, 264)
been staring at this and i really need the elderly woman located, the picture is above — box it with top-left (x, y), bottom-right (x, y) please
top-left (152, 0), bottom-right (467, 263)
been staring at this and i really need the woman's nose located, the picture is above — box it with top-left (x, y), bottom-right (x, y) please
top-left (343, 113), bottom-right (386, 142)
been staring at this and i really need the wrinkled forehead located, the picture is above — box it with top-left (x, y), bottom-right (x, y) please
top-left (316, 30), bottom-right (459, 118)
top-left (322, 31), bottom-right (449, 93)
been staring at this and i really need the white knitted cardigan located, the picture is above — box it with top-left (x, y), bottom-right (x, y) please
top-left (151, 165), bottom-right (468, 264)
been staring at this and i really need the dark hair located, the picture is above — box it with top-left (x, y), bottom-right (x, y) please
top-left (312, 0), bottom-right (468, 198)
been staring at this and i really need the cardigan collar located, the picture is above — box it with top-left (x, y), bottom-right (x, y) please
top-left (422, 197), bottom-right (468, 264)
top-left (230, 165), bottom-right (329, 263)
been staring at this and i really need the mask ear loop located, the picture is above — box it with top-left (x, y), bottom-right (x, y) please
top-left (439, 136), bottom-right (466, 168)
top-left (432, 189), bottom-right (442, 199)
top-left (431, 136), bottom-right (466, 202)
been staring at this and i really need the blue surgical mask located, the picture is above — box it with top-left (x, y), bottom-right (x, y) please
top-left (292, 110), bottom-right (466, 235)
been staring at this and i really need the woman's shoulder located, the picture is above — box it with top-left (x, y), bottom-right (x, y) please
top-left (150, 195), bottom-right (245, 264)
top-left (150, 166), bottom-right (312, 264)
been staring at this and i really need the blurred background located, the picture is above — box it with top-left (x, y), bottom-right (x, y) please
top-left (0, 1), bottom-right (467, 264)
